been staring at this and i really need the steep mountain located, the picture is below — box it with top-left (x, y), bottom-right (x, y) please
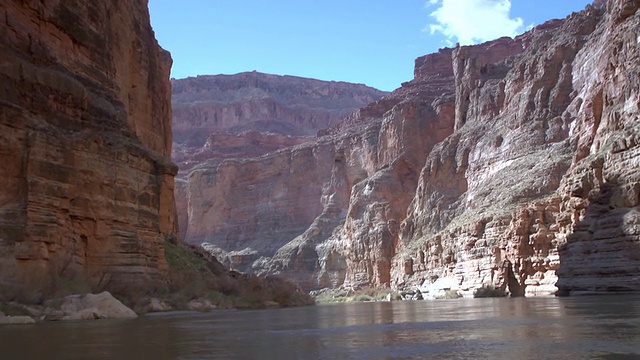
top-left (180, 48), bottom-right (454, 287)
top-left (0, 0), bottom-right (176, 300)
top-left (182, 0), bottom-right (639, 296)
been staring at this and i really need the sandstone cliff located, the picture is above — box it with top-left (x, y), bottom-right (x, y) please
top-left (184, 0), bottom-right (640, 296)
top-left (0, 1), bottom-right (176, 300)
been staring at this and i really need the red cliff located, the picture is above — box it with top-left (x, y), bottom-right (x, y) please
top-left (0, 1), bottom-right (176, 300)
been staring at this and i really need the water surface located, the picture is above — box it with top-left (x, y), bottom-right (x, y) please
top-left (1, 295), bottom-right (639, 359)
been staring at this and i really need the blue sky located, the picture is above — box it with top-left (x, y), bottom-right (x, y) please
top-left (149, 1), bottom-right (594, 92)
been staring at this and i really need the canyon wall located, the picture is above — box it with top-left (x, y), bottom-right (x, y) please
top-left (172, 73), bottom-right (387, 174)
top-left (173, 72), bottom-right (387, 138)
top-left (173, 73), bottom-right (387, 240)
top-left (183, 0), bottom-right (640, 296)
top-left (0, 0), bottom-right (176, 299)
top-left (183, 49), bottom-right (457, 289)
top-left (392, 0), bottom-right (640, 297)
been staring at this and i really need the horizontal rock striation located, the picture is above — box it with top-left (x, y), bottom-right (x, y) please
top-left (173, 73), bottom-right (388, 241)
top-left (184, 49), bottom-right (456, 290)
top-left (393, 0), bottom-right (640, 297)
top-left (0, 0), bottom-right (176, 300)
top-left (173, 72), bottom-right (387, 137)
top-left (184, 0), bottom-right (640, 296)
top-left (172, 72), bottom-right (387, 172)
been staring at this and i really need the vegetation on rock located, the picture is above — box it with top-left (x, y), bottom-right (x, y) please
top-left (160, 235), bottom-right (315, 311)
top-left (311, 287), bottom-right (401, 304)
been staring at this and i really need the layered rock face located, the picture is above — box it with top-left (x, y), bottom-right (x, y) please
top-left (184, 0), bottom-right (639, 296)
top-left (173, 73), bottom-right (387, 241)
top-left (0, 1), bottom-right (176, 299)
top-left (393, 0), bottom-right (640, 297)
top-left (172, 72), bottom-right (387, 174)
top-left (184, 50), bottom-right (455, 289)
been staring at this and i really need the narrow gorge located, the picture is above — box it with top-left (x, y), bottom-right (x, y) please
top-left (179, 0), bottom-right (640, 297)
top-left (1, 0), bottom-right (638, 357)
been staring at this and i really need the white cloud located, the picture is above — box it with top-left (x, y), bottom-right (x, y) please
top-left (426, 0), bottom-right (525, 45)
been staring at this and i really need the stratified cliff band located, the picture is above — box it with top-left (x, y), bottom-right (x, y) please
top-left (181, 0), bottom-right (639, 296)
top-left (0, 1), bottom-right (176, 300)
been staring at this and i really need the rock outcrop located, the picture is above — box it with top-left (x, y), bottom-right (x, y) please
top-left (0, 314), bottom-right (35, 325)
top-left (182, 0), bottom-right (640, 296)
top-left (44, 291), bottom-right (138, 320)
top-left (0, 1), bottom-right (176, 300)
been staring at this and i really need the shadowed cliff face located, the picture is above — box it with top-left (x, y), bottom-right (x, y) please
top-left (182, 0), bottom-right (639, 295)
top-left (0, 1), bottom-right (176, 299)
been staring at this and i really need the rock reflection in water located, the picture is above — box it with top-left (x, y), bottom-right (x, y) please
top-left (0, 296), bottom-right (639, 359)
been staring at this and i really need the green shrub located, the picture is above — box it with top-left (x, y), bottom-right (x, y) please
top-left (0, 302), bottom-right (31, 317)
top-left (352, 294), bottom-right (374, 302)
top-left (162, 237), bottom-right (313, 310)
top-left (474, 285), bottom-right (507, 298)
top-left (435, 290), bottom-right (462, 299)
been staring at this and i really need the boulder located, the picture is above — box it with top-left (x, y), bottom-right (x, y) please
top-left (0, 315), bottom-right (35, 325)
top-left (186, 299), bottom-right (217, 312)
top-left (145, 298), bottom-right (173, 313)
top-left (45, 292), bottom-right (137, 321)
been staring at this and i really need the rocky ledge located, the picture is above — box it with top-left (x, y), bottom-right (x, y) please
top-left (0, 291), bottom-right (135, 324)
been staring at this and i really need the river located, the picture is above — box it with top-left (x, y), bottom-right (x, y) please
top-left (1, 295), bottom-right (639, 359)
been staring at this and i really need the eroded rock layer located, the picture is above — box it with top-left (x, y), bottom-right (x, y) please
top-left (0, 1), bottom-right (176, 299)
top-left (184, 0), bottom-right (640, 296)
top-left (394, 0), bottom-right (640, 297)
top-left (172, 73), bottom-right (387, 240)
top-left (184, 49), bottom-right (456, 290)
top-left (172, 72), bottom-right (387, 174)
